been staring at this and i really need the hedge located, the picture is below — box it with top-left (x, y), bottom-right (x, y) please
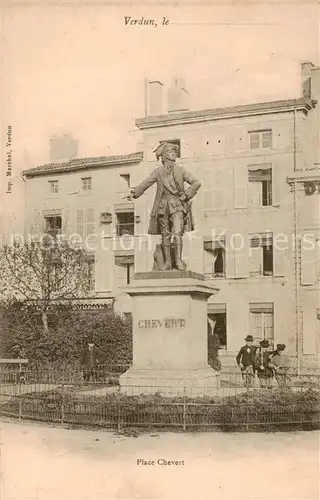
top-left (1, 387), bottom-right (319, 433)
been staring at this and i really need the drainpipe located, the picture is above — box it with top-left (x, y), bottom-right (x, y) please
top-left (293, 108), bottom-right (302, 373)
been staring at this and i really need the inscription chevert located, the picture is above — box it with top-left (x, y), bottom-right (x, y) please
top-left (138, 318), bottom-right (186, 329)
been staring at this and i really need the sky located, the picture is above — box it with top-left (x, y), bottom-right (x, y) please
top-left (1, 1), bottom-right (319, 235)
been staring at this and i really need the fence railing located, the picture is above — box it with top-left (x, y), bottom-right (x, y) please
top-left (0, 366), bottom-right (319, 432)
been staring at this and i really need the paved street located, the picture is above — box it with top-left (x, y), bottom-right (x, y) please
top-left (1, 419), bottom-right (318, 500)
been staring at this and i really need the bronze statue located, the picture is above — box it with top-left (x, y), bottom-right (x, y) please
top-left (127, 142), bottom-right (201, 271)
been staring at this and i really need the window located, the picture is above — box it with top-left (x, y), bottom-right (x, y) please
top-left (115, 255), bottom-right (134, 286)
top-left (44, 215), bottom-right (62, 238)
top-left (82, 177), bottom-right (92, 191)
top-left (85, 255), bottom-right (95, 291)
top-left (48, 180), bottom-right (58, 193)
top-left (159, 139), bottom-right (181, 157)
top-left (249, 233), bottom-right (273, 276)
top-left (76, 208), bottom-right (95, 241)
top-left (248, 165), bottom-right (272, 206)
top-left (204, 237), bottom-right (225, 277)
top-left (249, 303), bottom-right (274, 345)
top-left (249, 130), bottom-right (272, 150)
top-left (208, 304), bottom-right (227, 349)
top-left (116, 211), bottom-right (134, 236)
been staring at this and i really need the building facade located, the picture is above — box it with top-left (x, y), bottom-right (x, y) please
top-left (23, 62), bottom-right (320, 367)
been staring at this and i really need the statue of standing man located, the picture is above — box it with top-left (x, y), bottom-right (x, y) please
top-left (127, 142), bottom-right (201, 271)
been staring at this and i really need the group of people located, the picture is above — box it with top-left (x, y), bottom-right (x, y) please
top-left (236, 335), bottom-right (290, 389)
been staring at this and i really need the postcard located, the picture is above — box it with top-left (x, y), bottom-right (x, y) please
top-left (1, 1), bottom-right (319, 499)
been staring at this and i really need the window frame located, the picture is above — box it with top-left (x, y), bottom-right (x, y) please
top-left (81, 177), bottom-right (92, 191)
top-left (207, 304), bottom-right (227, 349)
top-left (249, 129), bottom-right (272, 150)
top-left (48, 180), bottom-right (59, 193)
top-left (248, 164), bottom-right (272, 207)
top-left (204, 238), bottom-right (226, 278)
top-left (249, 303), bottom-right (274, 345)
top-left (44, 214), bottom-right (62, 239)
top-left (249, 233), bottom-right (274, 277)
top-left (115, 211), bottom-right (135, 237)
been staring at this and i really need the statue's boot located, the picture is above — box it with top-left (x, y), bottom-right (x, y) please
top-left (173, 236), bottom-right (187, 271)
top-left (158, 244), bottom-right (172, 271)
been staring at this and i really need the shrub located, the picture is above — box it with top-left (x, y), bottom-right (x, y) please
top-left (0, 302), bottom-right (132, 368)
top-left (1, 387), bottom-right (319, 433)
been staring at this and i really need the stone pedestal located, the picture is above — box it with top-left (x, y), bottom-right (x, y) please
top-left (119, 271), bottom-right (220, 397)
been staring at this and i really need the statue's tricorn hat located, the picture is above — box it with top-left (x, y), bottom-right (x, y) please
top-left (154, 142), bottom-right (179, 160)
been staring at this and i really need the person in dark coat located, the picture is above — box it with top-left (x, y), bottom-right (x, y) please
top-left (80, 339), bottom-right (107, 382)
top-left (269, 344), bottom-right (290, 387)
top-left (126, 142), bottom-right (201, 271)
top-left (254, 339), bottom-right (273, 388)
top-left (236, 335), bottom-right (256, 387)
top-left (208, 316), bottom-right (222, 371)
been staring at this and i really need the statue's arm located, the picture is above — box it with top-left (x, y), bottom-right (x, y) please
top-left (183, 169), bottom-right (201, 200)
top-left (130, 169), bottom-right (158, 199)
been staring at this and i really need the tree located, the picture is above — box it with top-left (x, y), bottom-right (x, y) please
top-left (0, 302), bottom-right (132, 367)
top-left (0, 237), bottom-right (92, 334)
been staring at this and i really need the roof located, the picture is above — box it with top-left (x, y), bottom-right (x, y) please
top-left (136, 97), bottom-right (315, 130)
top-left (23, 151), bottom-right (143, 177)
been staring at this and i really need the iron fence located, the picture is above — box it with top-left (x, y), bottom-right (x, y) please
top-left (0, 366), bottom-right (319, 432)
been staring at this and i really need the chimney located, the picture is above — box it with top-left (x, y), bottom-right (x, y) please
top-left (301, 61), bottom-right (314, 99)
top-left (168, 78), bottom-right (189, 113)
top-left (147, 80), bottom-right (163, 116)
top-left (311, 66), bottom-right (320, 101)
top-left (49, 133), bottom-right (79, 163)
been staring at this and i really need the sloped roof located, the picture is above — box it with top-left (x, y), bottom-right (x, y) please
top-left (23, 151), bottom-right (143, 177)
top-left (136, 97), bottom-right (315, 129)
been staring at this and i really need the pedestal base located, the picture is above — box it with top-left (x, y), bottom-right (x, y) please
top-left (119, 367), bottom-right (220, 397)
top-left (119, 272), bottom-right (220, 398)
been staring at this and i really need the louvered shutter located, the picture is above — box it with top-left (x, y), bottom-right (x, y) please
top-left (233, 164), bottom-right (248, 209)
top-left (76, 209), bottom-right (85, 241)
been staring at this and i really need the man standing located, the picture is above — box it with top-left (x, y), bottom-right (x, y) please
top-left (127, 142), bottom-right (201, 271)
top-left (80, 338), bottom-right (107, 383)
top-left (255, 339), bottom-right (273, 388)
top-left (236, 335), bottom-right (256, 388)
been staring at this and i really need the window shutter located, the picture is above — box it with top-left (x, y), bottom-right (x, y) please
top-left (248, 181), bottom-right (262, 206)
top-left (202, 170), bottom-right (214, 209)
top-left (271, 162), bottom-right (282, 206)
top-left (249, 247), bottom-right (262, 275)
top-left (274, 239), bottom-right (288, 277)
top-left (301, 234), bottom-right (317, 285)
top-left (227, 233), bottom-right (248, 278)
top-left (233, 164), bottom-right (248, 209)
top-left (226, 233), bottom-right (235, 278)
top-left (234, 233), bottom-right (248, 278)
top-left (95, 249), bottom-right (113, 292)
top-left (86, 208), bottom-right (95, 237)
top-left (212, 168), bottom-right (226, 209)
top-left (303, 307), bottom-right (317, 354)
top-left (76, 209), bottom-right (85, 240)
top-left (115, 264), bottom-right (127, 288)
